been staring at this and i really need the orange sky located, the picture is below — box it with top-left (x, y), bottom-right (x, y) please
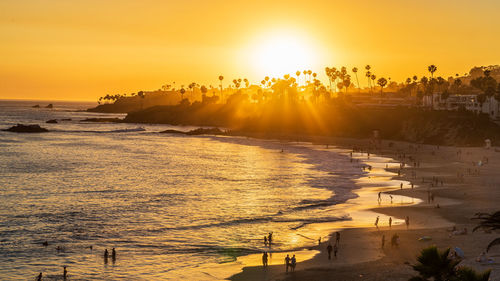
top-left (1, 0), bottom-right (499, 101)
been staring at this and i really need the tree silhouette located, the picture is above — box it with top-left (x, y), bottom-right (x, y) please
top-left (377, 78), bottom-right (388, 94)
top-left (428, 65), bottom-right (437, 78)
top-left (473, 211), bottom-right (500, 252)
top-left (352, 67), bottom-right (360, 92)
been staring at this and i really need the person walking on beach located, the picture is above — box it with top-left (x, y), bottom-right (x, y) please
top-left (285, 254), bottom-right (290, 272)
top-left (37, 272), bottom-right (42, 281)
top-left (290, 255), bottom-right (296, 272)
top-left (389, 217), bottom-right (392, 228)
top-left (405, 216), bottom-right (410, 230)
top-left (327, 243), bottom-right (333, 260)
top-left (381, 235), bottom-right (385, 249)
top-left (390, 195), bottom-right (393, 204)
top-left (375, 216), bottom-right (379, 229)
top-left (262, 252), bottom-right (268, 267)
top-left (400, 182), bottom-right (403, 189)
top-left (335, 232), bottom-right (340, 245)
top-left (63, 266), bottom-right (67, 280)
top-left (333, 243), bottom-right (338, 258)
top-left (378, 192), bottom-right (382, 202)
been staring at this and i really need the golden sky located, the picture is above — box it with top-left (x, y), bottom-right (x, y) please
top-left (1, 0), bottom-right (499, 101)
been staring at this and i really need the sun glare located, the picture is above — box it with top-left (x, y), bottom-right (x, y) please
top-left (251, 33), bottom-right (318, 78)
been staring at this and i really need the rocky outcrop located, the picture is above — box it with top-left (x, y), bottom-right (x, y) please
top-left (160, 127), bottom-right (225, 135)
top-left (2, 124), bottom-right (49, 133)
top-left (46, 119), bottom-right (58, 123)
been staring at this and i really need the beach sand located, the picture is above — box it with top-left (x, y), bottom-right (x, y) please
top-left (230, 138), bottom-right (500, 281)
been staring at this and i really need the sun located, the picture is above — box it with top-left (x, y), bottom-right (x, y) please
top-left (251, 32), bottom-right (319, 79)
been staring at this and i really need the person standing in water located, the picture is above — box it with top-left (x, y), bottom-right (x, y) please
top-left (389, 217), bottom-right (392, 228)
top-left (378, 192), bottom-right (382, 202)
top-left (264, 236), bottom-right (267, 246)
top-left (405, 216), bottom-right (410, 229)
top-left (284, 254), bottom-right (290, 273)
top-left (104, 249), bottom-right (109, 263)
top-left (63, 266), bottom-right (67, 280)
top-left (112, 248), bottom-right (116, 262)
top-left (375, 216), bottom-right (379, 229)
top-left (335, 232), bottom-right (340, 245)
top-left (268, 232), bottom-right (273, 244)
top-left (327, 243), bottom-right (333, 260)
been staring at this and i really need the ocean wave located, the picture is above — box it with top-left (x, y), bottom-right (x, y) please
top-left (51, 127), bottom-right (146, 133)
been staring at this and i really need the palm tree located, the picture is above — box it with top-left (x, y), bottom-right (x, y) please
top-left (377, 78), bottom-right (388, 94)
top-left (180, 88), bottom-right (186, 100)
top-left (410, 246), bottom-right (490, 281)
top-left (200, 85), bottom-right (207, 96)
top-left (428, 65), bottom-right (437, 78)
top-left (218, 75), bottom-right (224, 102)
top-left (352, 67), bottom-right (360, 92)
top-left (410, 246), bottom-right (458, 281)
top-left (366, 71), bottom-right (372, 90)
top-left (473, 211), bottom-right (500, 252)
top-left (370, 74), bottom-right (377, 92)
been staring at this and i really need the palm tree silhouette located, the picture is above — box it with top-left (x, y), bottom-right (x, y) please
top-left (473, 211), bottom-right (500, 252)
top-left (180, 88), bottom-right (186, 100)
top-left (377, 78), bottom-right (387, 94)
top-left (352, 67), bottom-right (360, 92)
top-left (428, 65), bottom-right (437, 78)
top-left (370, 74), bottom-right (376, 92)
top-left (218, 75), bottom-right (224, 102)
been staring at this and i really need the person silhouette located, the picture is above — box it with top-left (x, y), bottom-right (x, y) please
top-left (268, 232), bottom-right (273, 244)
top-left (333, 243), bottom-right (338, 258)
top-left (335, 232), bottom-right (340, 245)
top-left (112, 248), bottom-right (116, 262)
top-left (327, 243), bottom-right (333, 260)
top-left (375, 216), bottom-right (379, 229)
top-left (262, 251), bottom-right (268, 267)
top-left (264, 236), bottom-right (267, 246)
top-left (389, 217), bottom-right (392, 228)
top-left (63, 266), bottom-right (67, 280)
top-left (284, 254), bottom-right (290, 272)
top-left (37, 273), bottom-right (42, 281)
top-left (290, 255), bottom-right (296, 272)
top-left (104, 249), bottom-right (109, 263)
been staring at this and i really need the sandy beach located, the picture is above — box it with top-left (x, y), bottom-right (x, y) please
top-left (230, 137), bottom-right (500, 281)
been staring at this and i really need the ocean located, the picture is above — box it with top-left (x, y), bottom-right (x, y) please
top-left (0, 100), bottom-right (410, 280)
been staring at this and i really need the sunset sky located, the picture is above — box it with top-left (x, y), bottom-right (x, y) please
top-left (1, 0), bottom-right (499, 101)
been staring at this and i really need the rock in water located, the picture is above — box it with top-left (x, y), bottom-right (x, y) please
top-left (32, 104), bottom-right (40, 108)
top-left (45, 104), bottom-right (53, 108)
top-left (46, 119), bottom-right (58, 124)
top-left (2, 124), bottom-right (49, 133)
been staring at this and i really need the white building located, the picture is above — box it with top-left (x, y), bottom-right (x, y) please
top-left (422, 93), bottom-right (500, 120)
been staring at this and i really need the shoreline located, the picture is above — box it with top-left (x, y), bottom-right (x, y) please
top-left (226, 139), bottom-right (424, 281)
top-left (226, 135), bottom-right (500, 280)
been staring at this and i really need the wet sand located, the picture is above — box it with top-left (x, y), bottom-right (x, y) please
top-left (230, 137), bottom-right (500, 281)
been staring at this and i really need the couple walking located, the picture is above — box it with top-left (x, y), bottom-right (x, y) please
top-left (284, 254), bottom-right (296, 272)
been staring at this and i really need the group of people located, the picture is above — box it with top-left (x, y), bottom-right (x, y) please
top-left (104, 248), bottom-right (117, 263)
top-left (263, 232), bottom-right (273, 246)
top-left (36, 266), bottom-right (67, 281)
top-left (326, 232), bottom-right (341, 260)
top-left (36, 247), bottom-right (117, 280)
